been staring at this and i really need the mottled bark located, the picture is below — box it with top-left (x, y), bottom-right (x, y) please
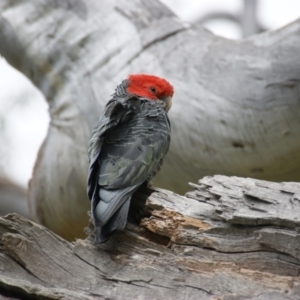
top-left (0, 175), bottom-right (300, 299)
top-left (0, 0), bottom-right (300, 240)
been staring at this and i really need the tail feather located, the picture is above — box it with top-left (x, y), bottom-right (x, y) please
top-left (94, 198), bottom-right (131, 243)
top-left (92, 185), bottom-right (140, 243)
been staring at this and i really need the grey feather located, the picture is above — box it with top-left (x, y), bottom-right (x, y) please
top-left (87, 79), bottom-right (171, 243)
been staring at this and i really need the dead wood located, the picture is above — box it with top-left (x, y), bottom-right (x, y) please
top-left (0, 175), bottom-right (299, 299)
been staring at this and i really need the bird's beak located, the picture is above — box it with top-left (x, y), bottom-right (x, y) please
top-left (161, 96), bottom-right (172, 111)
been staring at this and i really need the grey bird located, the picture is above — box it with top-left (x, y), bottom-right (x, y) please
top-left (87, 74), bottom-right (174, 243)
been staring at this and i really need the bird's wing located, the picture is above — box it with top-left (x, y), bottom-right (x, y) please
top-left (88, 98), bottom-right (170, 228)
top-left (98, 99), bottom-right (170, 189)
top-left (87, 99), bottom-right (131, 200)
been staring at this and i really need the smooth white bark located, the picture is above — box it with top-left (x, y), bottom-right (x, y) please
top-left (0, 0), bottom-right (300, 238)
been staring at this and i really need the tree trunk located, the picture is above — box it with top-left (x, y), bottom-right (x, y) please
top-left (0, 0), bottom-right (300, 240)
top-left (0, 175), bottom-right (300, 299)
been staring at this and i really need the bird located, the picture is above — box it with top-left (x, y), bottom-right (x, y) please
top-left (87, 74), bottom-right (174, 243)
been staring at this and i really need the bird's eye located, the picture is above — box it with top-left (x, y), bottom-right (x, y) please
top-left (150, 87), bottom-right (156, 93)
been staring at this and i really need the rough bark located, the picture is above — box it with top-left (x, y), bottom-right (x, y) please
top-left (0, 0), bottom-right (300, 240)
top-left (0, 175), bottom-right (300, 300)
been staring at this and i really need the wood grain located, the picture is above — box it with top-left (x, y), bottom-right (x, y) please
top-left (0, 175), bottom-right (299, 299)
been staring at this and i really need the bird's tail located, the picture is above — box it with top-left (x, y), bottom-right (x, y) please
top-left (92, 185), bottom-right (139, 243)
top-left (94, 198), bottom-right (131, 243)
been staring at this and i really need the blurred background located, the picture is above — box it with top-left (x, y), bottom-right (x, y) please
top-left (0, 0), bottom-right (300, 216)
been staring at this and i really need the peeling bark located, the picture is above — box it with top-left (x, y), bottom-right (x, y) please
top-left (0, 175), bottom-right (300, 299)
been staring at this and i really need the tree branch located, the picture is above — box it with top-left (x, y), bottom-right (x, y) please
top-left (0, 0), bottom-right (300, 241)
top-left (0, 175), bottom-right (300, 299)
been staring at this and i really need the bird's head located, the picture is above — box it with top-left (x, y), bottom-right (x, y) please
top-left (127, 74), bottom-right (174, 111)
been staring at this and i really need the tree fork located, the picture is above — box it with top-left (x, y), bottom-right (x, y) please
top-left (1, 0), bottom-right (300, 239)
